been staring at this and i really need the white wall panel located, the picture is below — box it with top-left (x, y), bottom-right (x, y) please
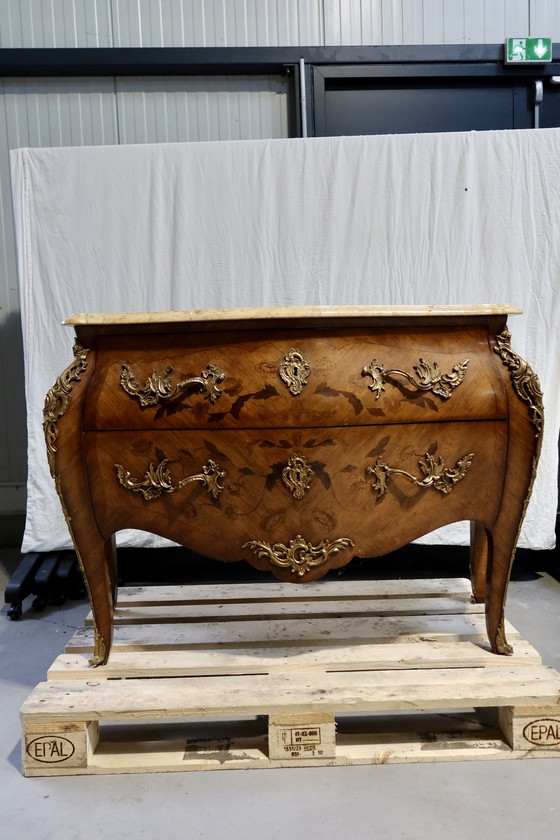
top-left (400, 0), bottom-right (420, 44)
top-left (325, 0), bottom-right (386, 45)
top-left (326, 0), bottom-right (451, 46)
top-left (530, 0), bottom-right (560, 39)
top-left (449, 0), bottom-right (486, 45)
top-left (324, 0), bottom-right (533, 46)
top-left (116, 75), bottom-right (288, 142)
top-left (0, 1), bottom-right (553, 50)
top-left (382, 0), bottom-right (406, 43)
top-left (249, 0), bottom-right (324, 46)
top-left (3, 79), bottom-right (118, 147)
top-left (420, 0), bottom-right (444, 43)
top-left (443, 0), bottom-right (530, 44)
top-left (481, 1), bottom-right (529, 43)
top-left (0, 0), bottom-right (113, 47)
top-left (327, 1), bottom-right (430, 45)
top-left (111, 0), bottom-right (324, 47)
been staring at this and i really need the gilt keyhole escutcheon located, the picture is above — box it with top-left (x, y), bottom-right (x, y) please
top-left (279, 349), bottom-right (311, 396)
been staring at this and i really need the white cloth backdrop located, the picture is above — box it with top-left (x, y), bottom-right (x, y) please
top-left (11, 129), bottom-right (560, 552)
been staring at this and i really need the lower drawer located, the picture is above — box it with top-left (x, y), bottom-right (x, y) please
top-left (84, 421), bottom-right (507, 581)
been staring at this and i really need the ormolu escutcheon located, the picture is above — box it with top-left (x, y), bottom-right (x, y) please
top-left (278, 349), bottom-right (311, 396)
top-left (282, 454), bottom-right (314, 499)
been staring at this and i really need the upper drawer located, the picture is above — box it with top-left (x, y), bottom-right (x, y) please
top-left (83, 325), bottom-right (508, 430)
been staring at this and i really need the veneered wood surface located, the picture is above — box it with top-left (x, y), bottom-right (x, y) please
top-left (84, 420), bottom-right (507, 580)
top-left (479, 368), bottom-right (543, 654)
top-left (50, 357), bottom-right (117, 665)
top-left (83, 326), bottom-right (508, 430)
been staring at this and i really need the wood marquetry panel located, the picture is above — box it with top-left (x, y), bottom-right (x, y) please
top-left (84, 419), bottom-right (507, 580)
top-left (83, 326), bottom-right (508, 431)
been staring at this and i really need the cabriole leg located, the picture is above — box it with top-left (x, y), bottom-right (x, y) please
top-left (469, 521), bottom-right (489, 604)
top-left (486, 328), bottom-right (544, 655)
top-left (44, 344), bottom-right (117, 666)
top-left (76, 534), bottom-right (117, 666)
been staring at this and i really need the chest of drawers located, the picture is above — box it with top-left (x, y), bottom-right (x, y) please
top-left (44, 305), bottom-right (543, 666)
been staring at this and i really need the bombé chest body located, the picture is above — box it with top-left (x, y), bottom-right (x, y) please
top-left (46, 305), bottom-right (542, 664)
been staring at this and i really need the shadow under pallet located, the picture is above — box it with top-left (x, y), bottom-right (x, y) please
top-left (20, 578), bottom-right (560, 775)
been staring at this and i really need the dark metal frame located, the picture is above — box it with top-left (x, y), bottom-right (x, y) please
top-left (2, 44), bottom-right (560, 76)
top-left (2, 45), bottom-right (560, 138)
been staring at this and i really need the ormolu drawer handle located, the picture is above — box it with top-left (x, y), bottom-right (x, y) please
top-left (362, 358), bottom-right (469, 400)
top-left (367, 452), bottom-right (474, 498)
top-left (115, 458), bottom-right (225, 501)
top-left (120, 363), bottom-right (226, 407)
top-left (242, 534), bottom-right (355, 576)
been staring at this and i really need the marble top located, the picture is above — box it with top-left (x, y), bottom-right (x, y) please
top-left (65, 304), bottom-right (521, 326)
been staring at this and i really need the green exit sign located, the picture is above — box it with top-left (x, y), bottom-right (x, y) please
top-left (505, 37), bottom-right (552, 64)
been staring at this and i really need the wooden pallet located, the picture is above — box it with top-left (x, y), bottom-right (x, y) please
top-left (20, 578), bottom-right (560, 776)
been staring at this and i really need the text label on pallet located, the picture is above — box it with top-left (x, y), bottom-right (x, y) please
top-left (26, 735), bottom-right (75, 764)
top-left (522, 718), bottom-right (560, 746)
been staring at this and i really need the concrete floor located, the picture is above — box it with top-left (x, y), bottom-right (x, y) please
top-left (1, 546), bottom-right (559, 840)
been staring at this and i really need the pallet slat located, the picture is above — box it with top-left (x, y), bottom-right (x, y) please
top-left (115, 578), bottom-right (473, 607)
top-left (21, 666), bottom-right (560, 720)
top-left (48, 639), bottom-right (542, 681)
top-left (67, 613), bottom-right (520, 652)
top-left (89, 596), bottom-right (481, 626)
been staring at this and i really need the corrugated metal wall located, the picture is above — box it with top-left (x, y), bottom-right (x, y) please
top-left (116, 76), bottom-right (288, 143)
top-left (1, 0), bottom-right (560, 515)
top-left (6, 1), bottom-right (560, 49)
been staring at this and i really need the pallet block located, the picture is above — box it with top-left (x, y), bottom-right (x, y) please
top-left (20, 578), bottom-right (560, 776)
